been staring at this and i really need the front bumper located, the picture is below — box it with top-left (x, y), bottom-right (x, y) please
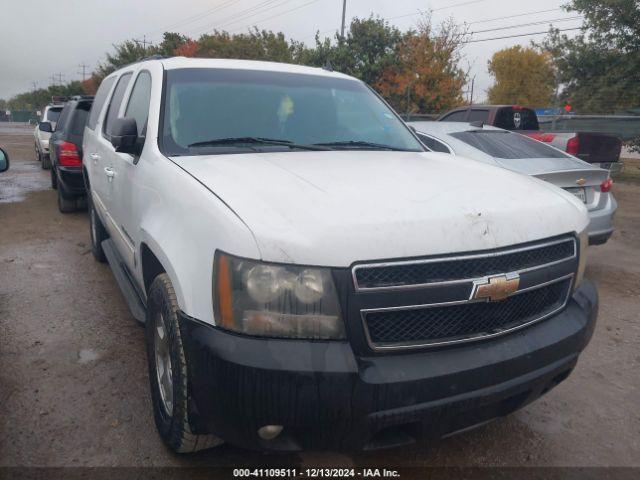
top-left (57, 166), bottom-right (86, 196)
top-left (179, 280), bottom-right (598, 452)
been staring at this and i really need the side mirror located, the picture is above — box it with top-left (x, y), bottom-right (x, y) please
top-left (0, 148), bottom-right (9, 173)
top-left (39, 121), bottom-right (53, 133)
top-left (110, 117), bottom-right (140, 155)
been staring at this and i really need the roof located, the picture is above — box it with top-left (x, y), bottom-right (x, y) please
top-left (132, 56), bottom-right (357, 81)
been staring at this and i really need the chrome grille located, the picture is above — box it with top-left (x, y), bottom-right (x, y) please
top-left (352, 236), bottom-right (578, 351)
top-left (364, 277), bottom-right (572, 349)
top-left (353, 237), bottom-right (575, 291)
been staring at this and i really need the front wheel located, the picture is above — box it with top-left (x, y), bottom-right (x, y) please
top-left (51, 167), bottom-right (58, 189)
top-left (41, 154), bottom-right (51, 170)
top-left (146, 274), bottom-right (224, 453)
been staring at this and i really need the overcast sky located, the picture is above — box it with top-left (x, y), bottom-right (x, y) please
top-left (0, 0), bottom-right (581, 102)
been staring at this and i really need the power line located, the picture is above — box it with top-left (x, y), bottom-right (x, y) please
top-left (467, 8), bottom-right (562, 25)
top-left (464, 26), bottom-right (582, 44)
top-left (470, 16), bottom-right (583, 35)
top-left (78, 62), bottom-right (89, 82)
top-left (229, 0), bottom-right (321, 34)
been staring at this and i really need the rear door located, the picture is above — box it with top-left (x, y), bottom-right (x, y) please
top-left (84, 76), bottom-right (117, 233)
top-left (97, 71), bottom-right (134, 264)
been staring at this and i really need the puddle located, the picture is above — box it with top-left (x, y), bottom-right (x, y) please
top-left (77, 349), bottom-right (99, 364)
top-left (0, 162), bottom-right (49, 203)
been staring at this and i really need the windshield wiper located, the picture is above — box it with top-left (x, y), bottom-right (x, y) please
top-left (313, 140), bottom-right (410, 151)
top-left (188, 137), bottom-right (329, 151)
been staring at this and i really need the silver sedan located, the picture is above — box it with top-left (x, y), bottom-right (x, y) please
top-left (409, 121), bottom-right (617, 245)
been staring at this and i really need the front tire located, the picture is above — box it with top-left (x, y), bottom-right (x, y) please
top-left (146, 274), bottom-right (223, 453)
top-left (89, 196), bottom-right (108, 263)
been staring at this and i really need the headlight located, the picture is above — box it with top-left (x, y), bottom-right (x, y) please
top-left (574, 229), bottom-right (588, 291)
top-left (213, 253), bottom-right (345, 339)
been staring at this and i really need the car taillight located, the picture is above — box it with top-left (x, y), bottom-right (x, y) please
top-left (600, 178), bottom-right (613, 193)
top-left (59, 141), bottom-right (82, 167)
top-left (566, 136), bottom-right (580, 155)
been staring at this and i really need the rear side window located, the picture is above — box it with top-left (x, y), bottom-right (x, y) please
top-left (69, 102), bottom-right (92, 135)
top-left (450, 131), bottom-right (569, 159)
top-left (46, 107), bottom-right (63, 123)
top-left (125, 71), bottom-right (152, 136)
top-left (54, 105), bottom-right (71, 131)
top-left (468, 109), bottom-right (489, 123)
top-left (494, 107), bottom-right (539, 130)
top-left (417, 133), bottom-right (451, 153)
top-left (441, 110), bottom-right (467, 122)
top-left (87, 76), bottom-right (116, 130)
top-left (103, 73), bottom-right (133, 138)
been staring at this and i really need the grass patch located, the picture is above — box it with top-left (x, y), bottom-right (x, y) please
top-left (613, 158), bottom-right (640, 185)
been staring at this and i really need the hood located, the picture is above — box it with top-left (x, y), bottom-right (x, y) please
top-left (494, 156), bottom-right (609, 188)
top-left (172, 151), bottom-right (588, 266)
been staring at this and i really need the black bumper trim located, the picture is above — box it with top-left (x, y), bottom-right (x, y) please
top-left (179, 280), bottom-right (597, 452)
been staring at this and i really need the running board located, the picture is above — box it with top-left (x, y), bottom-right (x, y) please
top-left (102, 239), bottom-right (147, 324)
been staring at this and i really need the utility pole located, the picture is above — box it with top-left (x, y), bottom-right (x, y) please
top-left (50, 75), bottom-right (56, 86)
top-left (340, 0), bottom-right (347, 39)
top-left (469, 75), bottom-right (475, 104)
top-left (134, 35), bottom-right (151, 54)
top-left (31, 81), bottom-right (37, 92)
top-left (55, 73), bottom-right (65, 85)
top-left (78, 62), bottom-right (89, 82)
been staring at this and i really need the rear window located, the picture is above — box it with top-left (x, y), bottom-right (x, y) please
top-left (87, 76), bottom-right (116, 130)
top-left (494, 107), bottom-right (539, 130)
top-left (441, 110), bottom-right (467, 122)
top-left (450, 130), bottom-right (569, 159)
top-left (70, 102), bottom-right (92, 135)
top-left (468, 109), bottom-right (489, 122)
top-left (46, 107), bottom-right (63, 122)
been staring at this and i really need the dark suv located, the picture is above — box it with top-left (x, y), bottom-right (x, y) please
top-left (49, 96), bottom-right (93, 212)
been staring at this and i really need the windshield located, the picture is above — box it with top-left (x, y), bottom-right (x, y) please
top-left (46, 107), bottom-right (63, 123)
top-left (450, 130), bottom-right (569, 159)
top-left (161, 68), bottom-right (424, 155)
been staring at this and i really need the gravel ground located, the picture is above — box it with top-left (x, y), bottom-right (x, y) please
top-left (0, 123), bottom-right (638, 468)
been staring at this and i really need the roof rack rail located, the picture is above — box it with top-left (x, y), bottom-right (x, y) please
top-left (70, 95), bottom-right (95, 101)
top-left (51, 95), bottom-right (69, 104)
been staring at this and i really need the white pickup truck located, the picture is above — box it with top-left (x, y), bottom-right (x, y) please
top-left (83, 57), bottom-right (598, 453)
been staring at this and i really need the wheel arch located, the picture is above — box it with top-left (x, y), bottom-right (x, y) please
top-left (138, 237), bottom-right (187, 313)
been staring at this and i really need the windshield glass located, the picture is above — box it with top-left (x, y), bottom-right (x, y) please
top-left (46, 107), bottom-right (63, 123)
top-left (161, 68), bottom-right (424, 155)
top-left (450, 130), bottom-right (569, 159)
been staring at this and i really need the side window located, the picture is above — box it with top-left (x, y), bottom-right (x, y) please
top-left (87, 76), bottom-right (116, 130)
top-left (54, 105), bottom-right (71, 132)
top-left (417, 133), bottom-right (451, 153)
top-left (69, 102), bottom-right (91, 135)
top-left (441, 110), bottom-right (467, 122)
top-left (103, 72), bottom-right (133, 139)
top-left (125, 71), bottom-right (152, 137)
top-left (468, 109), bottom-right (489, 123)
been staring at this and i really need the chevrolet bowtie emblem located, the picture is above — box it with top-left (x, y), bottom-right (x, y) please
top-left (472, 273), bottom-right (520, 302)
top-left (576, 178), bottom-right (586, 186)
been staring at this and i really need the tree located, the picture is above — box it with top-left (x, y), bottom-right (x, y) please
top-left (303, 17), bottom-right (402, 86)
top-left (195, 29), bottom-right (304, 63)
top-left (487, 46), bottom-right (555, 106)
top-left (542, 0), bottom-right (640, 149)
top-left (375, 16), bottom-right (468, 114)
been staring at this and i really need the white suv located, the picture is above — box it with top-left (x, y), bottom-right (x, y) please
top-left (34, 103), bottom-right (64, 169)
top-left (83, 57), bottom-right (598, 453)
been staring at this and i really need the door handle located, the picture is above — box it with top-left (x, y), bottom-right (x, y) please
top-left (104, 167), bottom-right (116, 181)
top-left (90, 153), bottom-right (100, 164)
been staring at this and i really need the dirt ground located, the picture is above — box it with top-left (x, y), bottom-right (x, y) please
top-left (0, 123), bottom-right (638, 468)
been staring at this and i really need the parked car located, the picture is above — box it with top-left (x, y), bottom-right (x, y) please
top-left (0, 147), bottom-right (9, 173)
top-left (437, 105), bottom-right (622, 170)
top-left (84, 57), bottom-right (597, 453)
top-left (34, 101), bottom-right (65, 169)
top-left (49, 96), bottom-right (93, 213)
top-left (410, 121), bottom-right (617, 245)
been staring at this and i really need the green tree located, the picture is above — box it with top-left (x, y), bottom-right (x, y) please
top-left (304, 17), bottom-right (402, 86)
top-left (542, 0), bottom-right (640, 150)
top-left (487, 46), bottom-right (555, 106)
top-left (195, 29), bottom-right (304, 63)
top-left (375, 17), bottom-right (468, 114)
